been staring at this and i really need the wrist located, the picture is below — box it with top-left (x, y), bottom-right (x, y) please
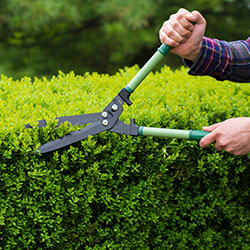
top-left (184, 40), bottom-right (202, 62)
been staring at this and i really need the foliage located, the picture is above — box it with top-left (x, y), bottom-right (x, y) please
top-left (0, 0), bottom-right (249, 78)
top-left (0, 67), bottom-right (250, 249)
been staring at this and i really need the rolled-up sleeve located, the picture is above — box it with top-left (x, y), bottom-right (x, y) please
top-left (184, 36), bottom-right (250, 83)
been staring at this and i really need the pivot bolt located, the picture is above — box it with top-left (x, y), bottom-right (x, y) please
top-left (102, 120), bottom-right (109, 126)
top-left (112, 104), bottom-right (119, 112)
top-left (102, 111), bottom-right (108, 118)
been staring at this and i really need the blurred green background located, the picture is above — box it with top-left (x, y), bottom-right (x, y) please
top-left (0, 0), bottom-right (249, 79)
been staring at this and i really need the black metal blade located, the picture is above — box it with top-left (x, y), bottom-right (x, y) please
top-left (36, 121), bottom-right (105, 153)
top-left (25, 113), bottom-right (101, 128)
top-left (56, 113), bottom-right (101, 126)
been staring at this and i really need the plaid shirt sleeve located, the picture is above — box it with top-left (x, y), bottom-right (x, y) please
top-left (184, 36), bottom-right (250, 82)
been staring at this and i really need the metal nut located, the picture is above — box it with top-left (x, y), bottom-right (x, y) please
top-left (102, 120), bottom-right (109, 126)
top-left (102, 111), bottom-right (108, 118)
top-left (112, 104), bottom-right (119, 112)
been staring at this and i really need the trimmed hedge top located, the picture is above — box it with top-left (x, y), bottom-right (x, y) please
top-left (0, 67), bottom-right (250, 249)
top-left (1, 67), bottom-right (250, 133)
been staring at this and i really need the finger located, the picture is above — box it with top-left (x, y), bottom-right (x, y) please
top-left (171, 8), bottom-right (194, 33)
top-left (199, 131), bottom-right (217, 148)
top-left (169, 18), bottom-right (192, 37)
top-left (175, 11), bottom-right (194, 32)
top-left (186, 10), bottom-right (206, 25)
top-left (162, 21), bottom-right (185, 43)
top-left (177, 8), bottom-right (192, 18)
top-left (202, 122), bottom-right (222, 132)
top-left (162, 36), bottom-right (181, 47)
top-left (159, 29), bottom-right (180, 47)
top-left (225, 146), bottom-right (237, 155)
top-left (160, 25), bottom-right (185, 47)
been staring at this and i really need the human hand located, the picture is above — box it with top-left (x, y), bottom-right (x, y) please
top-left (200, 117), bottom-right (250, 155)
top-left (159, 8), bottom-right (206, 62)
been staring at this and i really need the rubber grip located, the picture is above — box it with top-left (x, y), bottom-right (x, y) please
top-left (189, 130), bottom-right (210, 141)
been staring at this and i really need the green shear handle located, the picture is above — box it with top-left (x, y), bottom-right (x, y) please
top-left (125, 43), bottom-right (209, 141)
top-left (139, 127), bottom-right (210, 141)
top-left (125, 44), bottom-right (172, 93)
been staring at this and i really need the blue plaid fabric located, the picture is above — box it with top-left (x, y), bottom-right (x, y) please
top-left (184, 36), bottom-right (250, 83)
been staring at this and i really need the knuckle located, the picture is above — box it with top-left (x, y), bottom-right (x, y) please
top-left (171, 22), bottom-right (178, 30)
top-left (169, 14), bottom-right (179, 23)
top-left (178, 8), bottom-right (187, 14)
top-left (226, 146), bottom-right (243, 156)
top-left (200, 138), bottom-right (208, 148)
top-left (185, 31), bottom-right (192, 38)
top-left (169, 40), bottom-right (178, 47)
top-left (234, 151), bottom-right (243, 156)
top-left (166, 29), bottom-right (174, 37)
top-left (169, 14), bottom-right (176, 20)
top-left (231, 150), bottom-right (241, 156)
top-left (181, 29), bottom-right (191, 37)
top-left (217, 139), bottom-right (227, 147)
top-left (162, 21), bottom-right (170, 31)
top-left (165, 38), bottom-right (179, 47)
top-left (159, 35), bottom-right (166, 43)
top-left (160, 37), bottom-right (166, 44)
top-left (176, 13), bottom-right (184, 21)
top-left (171, 21), bottom-right (179, 30)
top-left (226, 148), bottom-right (234, 154)
top-left (182, 37), bottom-right (187, 43)
top-left (163, 20), bottom-right (169, 26)
top-left (183, 23), bottom-right (193, 30)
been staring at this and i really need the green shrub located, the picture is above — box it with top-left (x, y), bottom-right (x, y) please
top-left (0, 67), bottom-right (250, 249)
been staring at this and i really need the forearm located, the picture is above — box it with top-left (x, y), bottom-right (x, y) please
top-left (184, 36), bottom-right (250, 82)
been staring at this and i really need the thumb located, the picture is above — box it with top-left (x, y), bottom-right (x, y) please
top-left (186, 10), bottom-right (206, 25)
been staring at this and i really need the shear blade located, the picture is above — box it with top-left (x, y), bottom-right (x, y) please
top-left (36, 121), bottom-right (105, 154)
top-left (25, 112), bottom-right (101, 128)
top-left (56, 113), bottom-right (101, 126)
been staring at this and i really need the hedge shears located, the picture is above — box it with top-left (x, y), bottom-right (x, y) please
top-left (26, 44), bottom-right (209, 153)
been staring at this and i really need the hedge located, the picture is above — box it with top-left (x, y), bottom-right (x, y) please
top-left (0, 66), bottom-right (250, 249)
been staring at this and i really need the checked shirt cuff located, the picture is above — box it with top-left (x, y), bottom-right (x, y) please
top-left (183, 36), bottom-right (230, 81)
top-left (184, 36), bottom-right (250, 82)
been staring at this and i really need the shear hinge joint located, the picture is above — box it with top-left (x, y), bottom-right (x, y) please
top-left (118, 88), bottom-right (132, 106)
top-left (130, 119), bottom-right (139, 136)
